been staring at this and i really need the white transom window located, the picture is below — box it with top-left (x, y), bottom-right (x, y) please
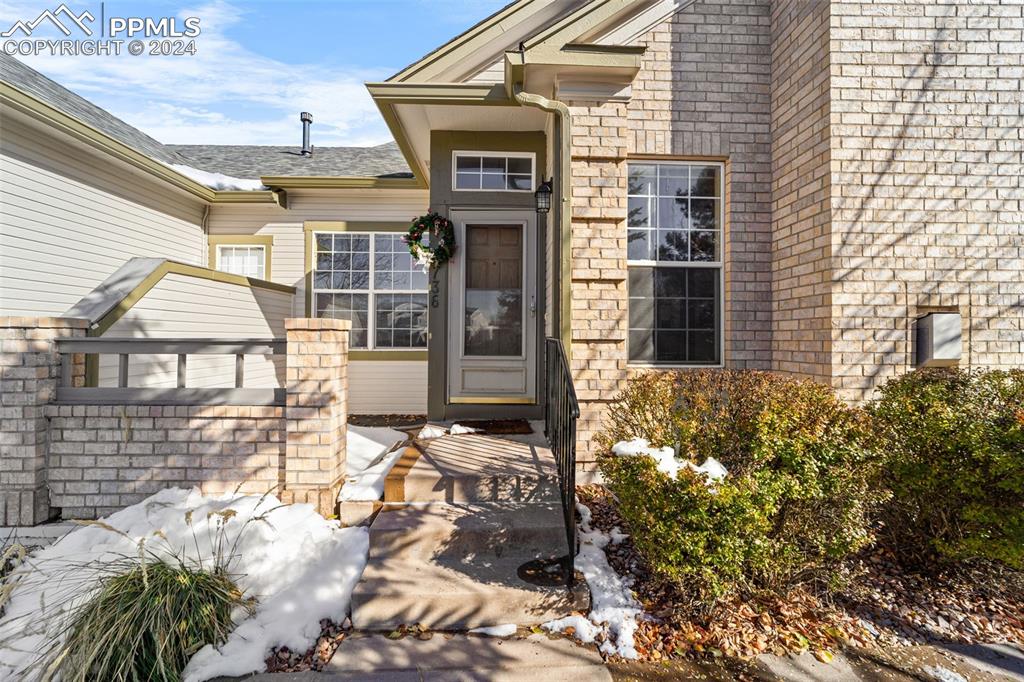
top-left (452, 151), bottom-right (535, 192)
top-left (216, 245), bottom-right (266, 280)
top-left (312, 233), bottom-right (428, 350)
top-left (627, 161), bottom-right (724, 366)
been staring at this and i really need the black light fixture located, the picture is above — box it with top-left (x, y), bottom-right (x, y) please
top-left (534, 179), bottom-right (553, 214)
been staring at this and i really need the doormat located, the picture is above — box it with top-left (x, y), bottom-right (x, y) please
top-left (458, 419), bottom-right (534, 435)
top-left (349, 414), bottom-right (427, 429)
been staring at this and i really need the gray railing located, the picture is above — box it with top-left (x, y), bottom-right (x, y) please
top-left (543, 337), bottom-right (579, 589)
top-left (54, 337), bottom-right (286, 405)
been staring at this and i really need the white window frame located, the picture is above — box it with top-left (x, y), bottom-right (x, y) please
top-left (451, 150), bottom-right (536, 193)
top-left (626, 159), bottom-right (726, 369)
top-left (310, 232), bottom-right (428, 351)
top-left (216, 244), bottom-right (267, 280)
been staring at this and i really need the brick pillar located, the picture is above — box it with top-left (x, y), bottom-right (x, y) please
top-left (568, 102), bottom-right (630, 467)
top-left (0, 317), bottom-right (87, 525)
top-left (282, 318), bottom-right (349, 516)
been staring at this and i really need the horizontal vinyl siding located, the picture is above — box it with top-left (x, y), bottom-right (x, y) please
top-left (208, 189), bottom-right (429, 316)
top-left (0, 112), bottom-right (206, 316)
top-left (98, 273), bottom-right (292, 389)
top-left (348, 361), bottom-right (428, 414)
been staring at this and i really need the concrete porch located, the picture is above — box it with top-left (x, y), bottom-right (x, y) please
top-left (350, 427), bottom-right (587, 630)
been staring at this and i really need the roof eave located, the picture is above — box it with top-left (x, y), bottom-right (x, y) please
top-left (259, 175), bottom-right (423, 190)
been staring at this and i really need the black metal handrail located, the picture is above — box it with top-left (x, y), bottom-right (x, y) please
top-left (544, 337), bottom-right (579, 588)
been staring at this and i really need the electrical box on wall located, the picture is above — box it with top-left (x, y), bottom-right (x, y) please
top-left (915, 312), bottom-right (962, 367)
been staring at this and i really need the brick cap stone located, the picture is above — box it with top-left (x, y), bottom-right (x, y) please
top-left (285, 317), bottom-right (352, 331)
top-left (0, 316), bottom-right (89, 329)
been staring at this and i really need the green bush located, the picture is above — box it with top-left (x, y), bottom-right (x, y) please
top-left (870, 368), bottom-right (1024, 568)
top-left (598, 370), bottom-right (883, 605)
top-left (55, 557), bottom-right (252, 682)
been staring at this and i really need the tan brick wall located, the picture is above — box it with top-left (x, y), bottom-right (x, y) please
top-left (828, 0), bottom-right (1024, 400)
top-left (46, 405), bottom-right (285, 519)
top-left (770, 0), bottom-right (834, 380)
top-left (0, 317), bottom-right (87, 525)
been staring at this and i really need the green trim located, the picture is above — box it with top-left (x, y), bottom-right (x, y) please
top-left (92, 262), bottom-right (295, 336)
top-left (350, 350), bottom-right (428, 361)
top-left (1, 83), bottom-right (282, 206)
top-left (523, 0), bottom-right (634, 52)
top-left (260, 176), bottom-right (423, 190)
top-left (208, 235), bottom-right (274, 280)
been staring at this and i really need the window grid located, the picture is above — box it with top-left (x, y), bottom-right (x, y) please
top-left (452, 151), bottom-right (535, 192)
top-left (312, 233), bottom-right (427, 350)
top-left (217, 245), bottom-right (266, 279)
top-left (626, 161), bottom-right (724, 366)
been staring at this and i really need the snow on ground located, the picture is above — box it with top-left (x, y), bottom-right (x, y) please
top-left (543, 501), bottom-right (643, 659)
top-left (163, 162), bottom-right (267, 191)
top-left (469, 623), bottom-right (518, 637)
top-left (339, 425), bottom-right (407, 502)
top-left (449, 423), bottom-right (482, 435)
top-left (611, 438), bottom-right (727, 485)
top-left (924, 666), bottom-right (968, 682)
top-left (0, 488), bottom-right (368, 682)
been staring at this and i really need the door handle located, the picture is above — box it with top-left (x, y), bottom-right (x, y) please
top-left (529, 295), bottom-right (536, 315)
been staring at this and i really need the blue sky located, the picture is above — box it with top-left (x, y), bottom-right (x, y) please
top-left (0, 1), bottom-right (507, 146)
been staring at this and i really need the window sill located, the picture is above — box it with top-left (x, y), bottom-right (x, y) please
top-left (627, 362), bottom-right (724, 370)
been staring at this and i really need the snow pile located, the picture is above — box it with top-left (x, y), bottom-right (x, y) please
top-left (339, 425), bottom-right (407, 502)
top-left (611, 438), bottom-right (727, 485)
top-left (924, 666), bottom-right (967, 682)
top-left (450, 423), bottom-right (482, 435)
top-left (417, 423), bottom-right (449, 440)
top-left (543, 502), bottom-right (643, 659)
top-left (469, 623), bottom-right (518, 637)
top-left (164, 162), bottom-right (267, 191)
top-left (0, 488), bottom-right (369, 682)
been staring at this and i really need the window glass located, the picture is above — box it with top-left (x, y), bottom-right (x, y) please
top-left (217, 245), bottom-right (265, 280)
top-left (453, 153), bottom-right (534, 192)
top-left (627, 162), bottom-right (722, 365)
top-left (312, 233), bottom-right (428, 349)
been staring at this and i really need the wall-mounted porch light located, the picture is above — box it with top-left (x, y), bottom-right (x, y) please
top-left (534, 179), bottom-right (553, 214)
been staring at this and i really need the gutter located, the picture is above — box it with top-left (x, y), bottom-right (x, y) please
top-left (513, 84), bottom-right (572, 352)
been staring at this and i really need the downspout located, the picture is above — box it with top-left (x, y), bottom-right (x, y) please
top-left (513, 83), bottom-right (572, 353)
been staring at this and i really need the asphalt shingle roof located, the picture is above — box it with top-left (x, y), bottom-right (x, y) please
top-left (0, 54), bottom-right (408, 181)
top-left (165, 143), bottom-right (411, 178)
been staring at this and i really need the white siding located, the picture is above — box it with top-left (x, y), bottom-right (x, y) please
top-left (98, 273), bottom-right (292, 389)
top-left (0, 112), bottom-right (206, 316)
top-left (348, 361), bottom-right (428, 414)
top-left (209, 190), bottom-right (430, 413)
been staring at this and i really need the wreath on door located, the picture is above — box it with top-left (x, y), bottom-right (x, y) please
top-left (404, 212), bottom-right (456, 270)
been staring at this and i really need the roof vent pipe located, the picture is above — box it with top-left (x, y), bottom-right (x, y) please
top-left (300, 112), bottom-right (313, 157)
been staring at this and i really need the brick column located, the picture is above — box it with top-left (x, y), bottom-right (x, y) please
top-left (0, 317), bottom-right (87, 525)
top-left (282, 318), bottom-right (349, 516)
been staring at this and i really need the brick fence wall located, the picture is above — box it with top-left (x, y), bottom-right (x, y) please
top-left (1, 316), bottom-right (349, 524)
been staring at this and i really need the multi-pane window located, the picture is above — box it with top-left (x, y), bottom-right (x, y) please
top-left (453, 152), bottom-right (534, 191)
top-left (312, 233), bottom-right (428, 350)
top-left (217, 245), bottom-right (266, 279)
top-left (627, 162), bottom-right (723, 365)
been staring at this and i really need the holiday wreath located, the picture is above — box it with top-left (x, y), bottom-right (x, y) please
top-left (404, 212), bottom-right (456, 270)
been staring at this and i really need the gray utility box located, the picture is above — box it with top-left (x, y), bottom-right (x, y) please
top-left (915, 312), bottom-right (962, 367)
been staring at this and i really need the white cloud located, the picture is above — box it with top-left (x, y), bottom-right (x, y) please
top-left (2, 0), bottom-right (395, 146)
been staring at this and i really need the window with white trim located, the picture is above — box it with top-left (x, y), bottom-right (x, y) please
top-left (453, 152), bottom-right (534, 191)
top-left (627, 161), bottom-right (723, 365)
top-left (217, 245), bottom-right (266, 279)
top-left (312, 233), bottom-right (428, 350)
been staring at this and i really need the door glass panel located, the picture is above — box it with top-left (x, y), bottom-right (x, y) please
top-left (464, 225), bottom-right (523, 356)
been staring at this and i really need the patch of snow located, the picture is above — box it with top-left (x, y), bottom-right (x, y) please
top-left (469, 623), bottom-right (518, 637)
top-left (0, 488), bottom-right (368, 682)
top-left (338, 425), bottom-right (407, 502)
top-left (611, 438), bottom-right (728, 486)
top-left (543, 501), bottom-right (643, 659)
top-left (164, 162), bottom-right (267, 191)
top-left (450, 423), bottom-right (482, 435)
top-left (924, 666), bottom-right (967, 682)
top-left (417, 423), bottom-right (449, 440)
top-left (608, 526), bottom-right (630, 545)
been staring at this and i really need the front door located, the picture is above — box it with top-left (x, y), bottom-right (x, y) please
top-left (447, 210), bottom-right (537, 403)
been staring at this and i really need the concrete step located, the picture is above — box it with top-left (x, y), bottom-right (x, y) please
top-left (351, 552), bottom-right (588, 630)
top-left (369, 502), bottom-right (568, 561)
top-left (393, 470), bottom-right (560, 504)
top-left (315, 632), bottom-right (613, 682)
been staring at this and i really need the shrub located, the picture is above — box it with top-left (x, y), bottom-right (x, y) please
top-left (55, 557), bottom-right (251, 682)
top-left (598, 370), bottom-right (884, 606)
top-left (870, 368), bottom-right (1024, 568)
